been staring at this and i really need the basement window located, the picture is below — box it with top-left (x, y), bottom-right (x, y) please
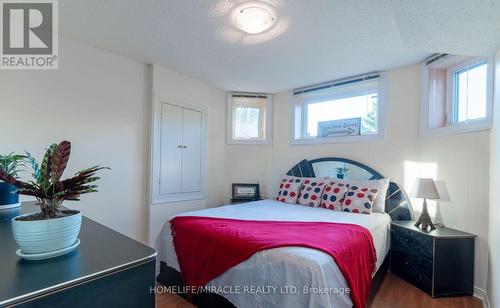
top-left (421, 54), bottom-right (493, 136)
top-left (291, 73), bottom-right (386, 144)
top-left (452, 61), bottom-right (488, 122)
top-left (227, 93), bottom-right (272, 145)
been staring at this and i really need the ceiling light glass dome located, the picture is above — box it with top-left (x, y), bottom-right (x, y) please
top-left (235, 5), bottom-right (276, 34)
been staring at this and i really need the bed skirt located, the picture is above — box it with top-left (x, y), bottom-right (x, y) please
top-left (156, 253), bottom-right (390, 308)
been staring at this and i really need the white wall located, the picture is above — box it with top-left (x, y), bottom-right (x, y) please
top-left (488, 46), bottom-right (500, 307)
top-left (0, 37), bottom-right (227, 246)
top-left (268, 67), bottom-right (421, 192)
top-left (148, 65), bottom-right (226, 245)
top-left (224, 64), bottom-right (491, 292)
top-left (419, 131), bottom-right (490, 295)
top-left (0, 35), bottom-right (491, 296)
top-left (223, 145), bottom-right (273, 200)
top-left (0, 37), bottom-right (150, 242)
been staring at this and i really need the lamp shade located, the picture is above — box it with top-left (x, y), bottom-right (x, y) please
top-left (410, 178), bottom-right (440, 199)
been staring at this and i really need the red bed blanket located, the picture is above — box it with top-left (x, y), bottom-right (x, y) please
top-left (170, 216), bottom-right (377, 308)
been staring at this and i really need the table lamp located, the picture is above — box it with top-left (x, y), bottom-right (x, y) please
top-left (410, 178), bottom-right (440, 231)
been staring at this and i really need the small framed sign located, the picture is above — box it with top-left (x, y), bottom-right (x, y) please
top-left (232, 183), bottom-right (260, 200)
top-left (317, 117), bottom-right (361, 138)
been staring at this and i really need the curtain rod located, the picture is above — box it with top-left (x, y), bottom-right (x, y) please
top-left (231, 92), bottom-right (268, 99)
top-left (425, 53), bottom-right (449, 66)
top-left (293, 72), bottom-right (380, 96)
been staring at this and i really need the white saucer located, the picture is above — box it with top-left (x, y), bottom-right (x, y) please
top-left (0, 202), bottom-right (21, 210)
top-left (16, 239), bottom-right (80, 261)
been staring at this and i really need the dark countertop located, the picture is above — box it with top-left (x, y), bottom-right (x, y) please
top-left (392, 220), bottom-right (477, 238)
top-left (0, 202), bottom-right (157, 307)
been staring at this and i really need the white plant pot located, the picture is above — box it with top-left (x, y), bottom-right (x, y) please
top-left (11, 211), bottom-right (82, 254)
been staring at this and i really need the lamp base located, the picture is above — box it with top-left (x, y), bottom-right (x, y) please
top-left (414, 199), bottom-right (436, 231)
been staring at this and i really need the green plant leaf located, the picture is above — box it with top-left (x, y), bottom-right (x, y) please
top-left (26, 151), bottom-right (42, 184)
top-left (40, 144), bottom-right (57, 190)
top-left (0, 152), bottom-right (27, 177)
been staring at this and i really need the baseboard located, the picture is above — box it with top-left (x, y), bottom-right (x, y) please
top-left (474, 286), bottom-right (489, 308)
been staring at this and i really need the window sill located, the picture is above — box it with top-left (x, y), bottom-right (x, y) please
top-left (227, 139), bottom-right (271, 145)
top-left (151, 192), bottom-right (207, 204)
top-left (290, 133), bottom-right (385, 145)
top-left (422, 121), bottom-right (491, 137)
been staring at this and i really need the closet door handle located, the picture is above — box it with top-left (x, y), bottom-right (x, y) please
top-left (177, 145), bottom-right (188, 149)
top-left (177, 145), bottom-right (183, 148)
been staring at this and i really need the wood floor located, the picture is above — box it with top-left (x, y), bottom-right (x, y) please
top-left (370, 273), bottom-right (482, 308)
top-left (156, 289), bottom-right (194, 308)
top-left (156, 272), bottom-right (482, 308)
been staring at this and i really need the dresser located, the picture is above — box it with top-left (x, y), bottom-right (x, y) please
top-left (391, 221), bottom-right (476, 298)
top-left (0, 203), bottom-right (157, 307)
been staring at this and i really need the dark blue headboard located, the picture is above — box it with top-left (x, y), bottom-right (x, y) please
top-left (286, 158), bottom-right (413, 221)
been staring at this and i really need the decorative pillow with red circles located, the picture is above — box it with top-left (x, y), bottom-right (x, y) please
top-left (275, 176), bottom-right (303, 204)
top-left (341, 185), bottom-right (379, 214)
top-left (297, 178), bottom-right (326, 207)
top-left (320, 182), bottom-right (349, 211)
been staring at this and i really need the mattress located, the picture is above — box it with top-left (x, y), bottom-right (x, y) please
top-left (155, 199), bottom-right (391, 308)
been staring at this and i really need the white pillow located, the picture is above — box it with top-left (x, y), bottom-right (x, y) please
top-left (333, 178), bottom-right (390, 213)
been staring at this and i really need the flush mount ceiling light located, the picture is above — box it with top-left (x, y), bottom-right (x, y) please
top-left (235, 4), bottom-right (277, 34)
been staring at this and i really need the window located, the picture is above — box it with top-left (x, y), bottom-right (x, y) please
top-left (305, 93), bottom-right (378, 137)
top-left (452, 61), bottom-right (488, 123)
top-left (233, 100), bottom-right (263, 139)
top-left (292, 73), bottom-right (386, 144)
top-left (227, 93), bottom-right (272, 145)
top-left (421, 55), bottom-right (493, 136)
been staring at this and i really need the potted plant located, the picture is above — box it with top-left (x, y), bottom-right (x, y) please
top-left (0, 153), bottom-right (26, 209)
top-left (0, 141), bottom-right (108, 258)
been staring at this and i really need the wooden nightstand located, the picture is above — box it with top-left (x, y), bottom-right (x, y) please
top-left (230, 198), bottom-right (261, 204)
top-left (390, 221), bottom-right (476, 298)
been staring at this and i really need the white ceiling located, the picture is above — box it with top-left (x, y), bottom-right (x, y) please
top-left (59, 0), bottom-right (500, 93)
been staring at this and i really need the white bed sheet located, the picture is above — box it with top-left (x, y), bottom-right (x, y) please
top-left (155, 199), bottom-right (391, 308)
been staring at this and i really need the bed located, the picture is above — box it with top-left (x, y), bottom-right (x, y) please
top-left (156, 157), bottom-right (413, 308)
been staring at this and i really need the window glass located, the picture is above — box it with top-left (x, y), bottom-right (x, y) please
top-left (233, 106), bottom-right (260, 139)
top-left (454, 62), bottom-right (487, 122)
top-left (228, 95), bottom-right (270, 144)
top-left (305, 93), bottom-right (378, 137)
top-left (422, 55), bottom-right (492, 136)
top-left (292, 77), bottom-right (382, 143)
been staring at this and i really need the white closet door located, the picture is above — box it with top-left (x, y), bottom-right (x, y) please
top-left (159, 103), bottom-right (183, 194)
top-left (181, 108), bottom-right (202, 193)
